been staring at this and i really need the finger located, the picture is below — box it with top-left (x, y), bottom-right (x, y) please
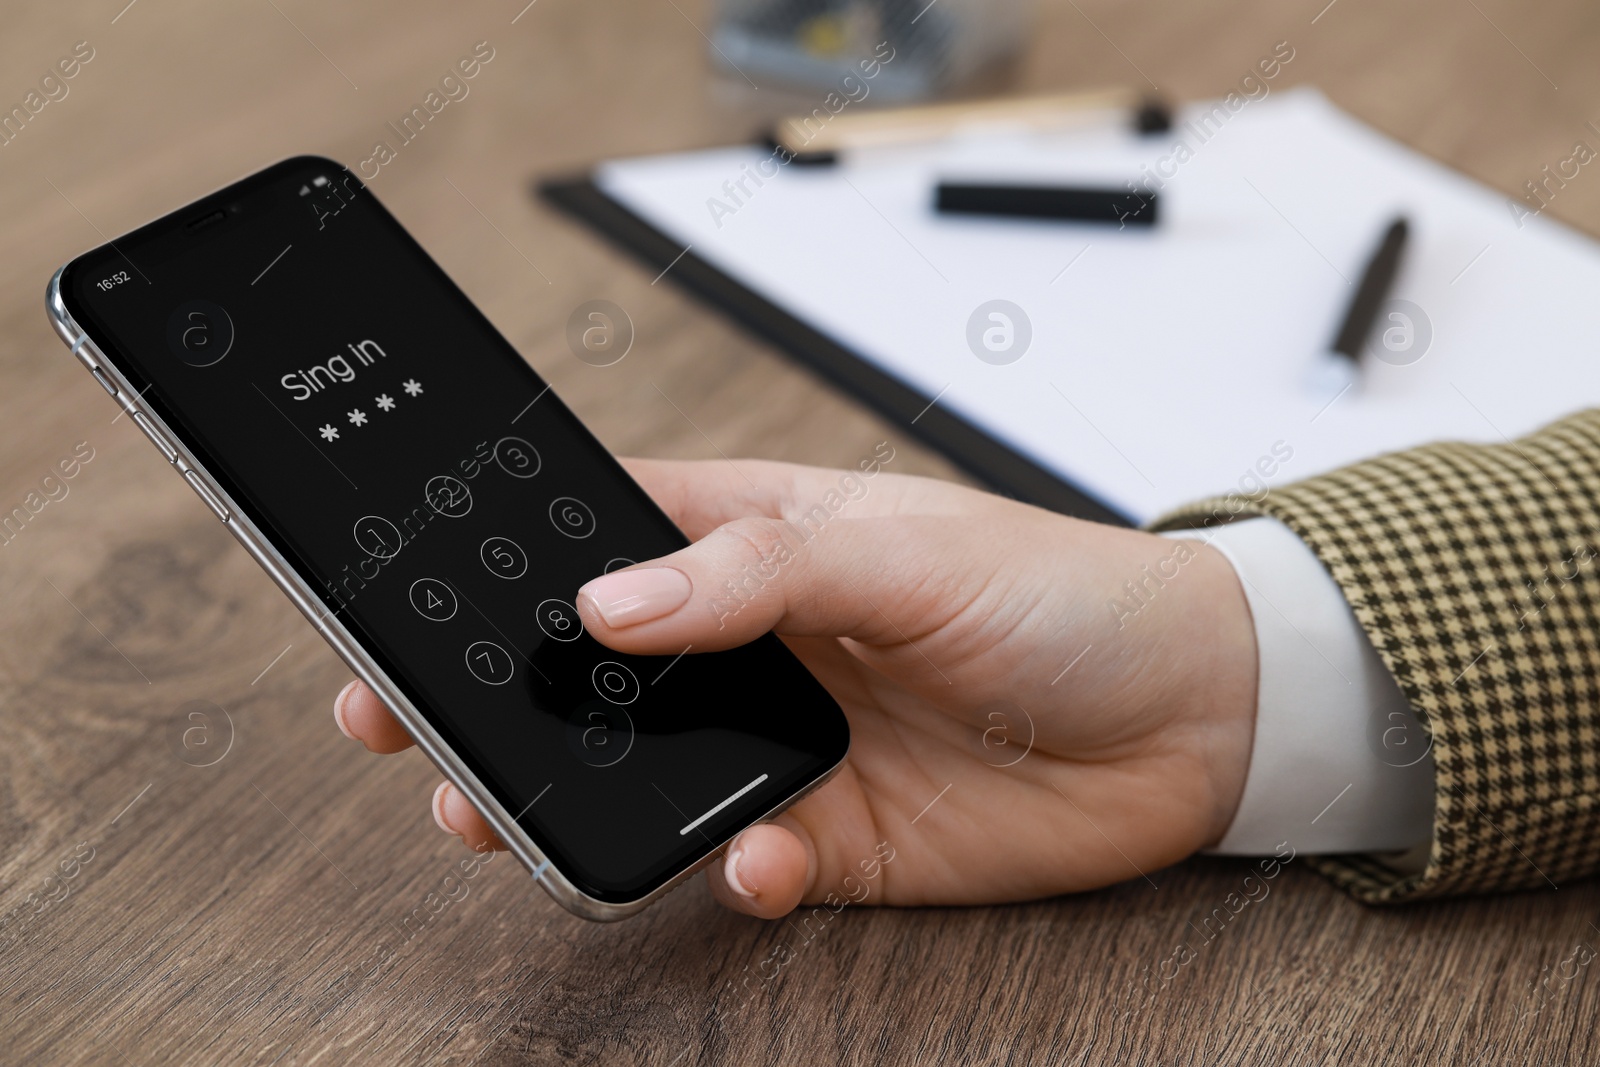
top-left (707, 767), bottom-right (894, 916)
top-left (705, 817), bottom-right (813, 918)
top-left (575, 513), bottom-right (997, 655)
top-left (432, 781), bottom-right (507, 854)
top-left (333, 680), bottom-right (415, 754)
top-left (617, 454), bottom-right (981, 540)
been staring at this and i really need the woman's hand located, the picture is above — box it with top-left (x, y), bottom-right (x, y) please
top-left (333, 456), bottom-right (1258, 919)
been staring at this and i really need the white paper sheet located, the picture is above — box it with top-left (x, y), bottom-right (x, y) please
top-left (596, 89), bottom-right (1600, 523)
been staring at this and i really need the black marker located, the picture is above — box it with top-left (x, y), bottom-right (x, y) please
top-left (934, 182), bottom-right (1159, 227)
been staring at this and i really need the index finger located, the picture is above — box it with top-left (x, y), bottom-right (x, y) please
top-left (333, 679), bottom-right (417, 754)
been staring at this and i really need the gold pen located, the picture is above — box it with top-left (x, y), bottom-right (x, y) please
top-left (770, 88), bottom-right (1167, 156)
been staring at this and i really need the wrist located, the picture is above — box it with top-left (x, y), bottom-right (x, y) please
top-left (1173, 540), bottom-right (1260, 847)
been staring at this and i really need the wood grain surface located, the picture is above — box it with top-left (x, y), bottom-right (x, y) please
top-left (2, 1), bottom-right (1599, 1064)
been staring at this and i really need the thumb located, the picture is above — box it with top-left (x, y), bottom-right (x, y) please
top-left (573, 514), bottom-right (976, 655)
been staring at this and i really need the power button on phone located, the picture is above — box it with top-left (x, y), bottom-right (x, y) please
top-left (184, 470), bottom-right (230, 522)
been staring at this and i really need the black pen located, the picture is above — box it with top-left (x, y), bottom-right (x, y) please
top-left (1314, 216), bottom-right (1409, 393)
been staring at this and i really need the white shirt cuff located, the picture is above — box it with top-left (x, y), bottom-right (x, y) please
top-left (1163, 518), bottom-right (1434, 860)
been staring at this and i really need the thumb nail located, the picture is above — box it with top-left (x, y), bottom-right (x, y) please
top-left (578, 567), bottom-right (692, 628)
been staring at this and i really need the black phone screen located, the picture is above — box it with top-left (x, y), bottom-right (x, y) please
top-left (60, 157), bottom-right (849, 904)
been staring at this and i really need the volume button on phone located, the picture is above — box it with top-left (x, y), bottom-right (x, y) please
top-left (91, 367), bottom-right (117, 396)
top-left (183, 470), bottom-right (230, 522)
top-left (133, 412), bottom-right (178, 463)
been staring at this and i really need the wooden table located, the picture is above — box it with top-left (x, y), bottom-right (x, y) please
top-left (3, 1), bottom-right (1598, 1063)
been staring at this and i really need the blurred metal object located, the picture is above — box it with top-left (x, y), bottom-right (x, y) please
top-left (712, 0), bottom-right (1033, 100)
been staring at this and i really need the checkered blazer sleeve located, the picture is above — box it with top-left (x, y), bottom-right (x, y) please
top-left (1150, 410), bottom-right (1600, 903)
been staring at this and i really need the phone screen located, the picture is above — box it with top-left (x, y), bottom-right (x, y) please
top-left (60, 157), bottom-right (848, 904)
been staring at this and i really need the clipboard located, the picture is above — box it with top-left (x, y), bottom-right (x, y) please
top-left (539, 89), bottom-right (1600, 527)
top-left (540, 175), bottom-right (1129, 525)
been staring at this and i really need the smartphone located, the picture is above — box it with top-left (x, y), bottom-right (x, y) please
top-left (46, 157), bottom-right (850, 921)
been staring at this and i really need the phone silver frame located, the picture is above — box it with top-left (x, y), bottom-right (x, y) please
top-left (47, 265), bottom-right (844, 922)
